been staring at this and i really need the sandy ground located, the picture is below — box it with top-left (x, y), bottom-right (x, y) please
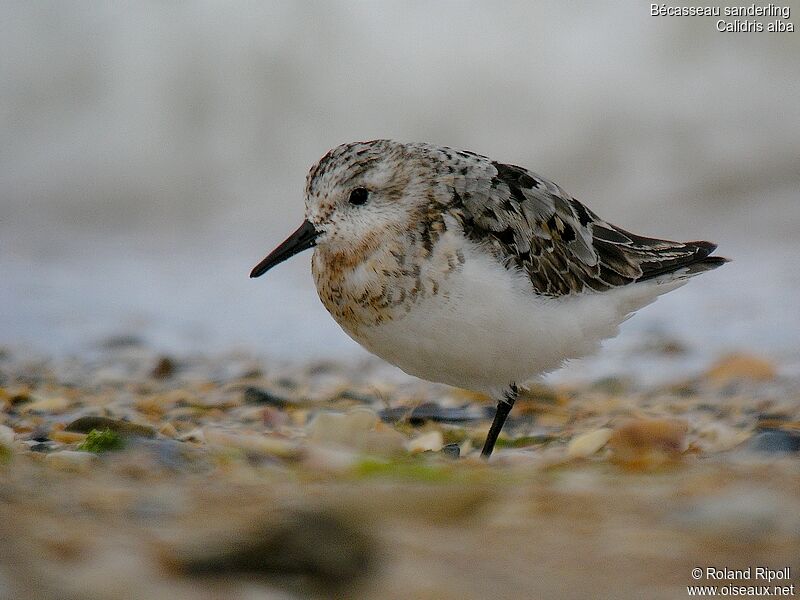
top-left (1, 343), bottom-right (799, 600)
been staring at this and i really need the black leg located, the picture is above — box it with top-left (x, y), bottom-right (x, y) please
top-left (481, 384), bottom-right (518, 458)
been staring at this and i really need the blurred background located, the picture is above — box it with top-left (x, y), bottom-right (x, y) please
top-left (2, 1), bottom-right (799, 381)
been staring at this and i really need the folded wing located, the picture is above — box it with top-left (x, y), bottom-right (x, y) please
top-left (450, 160), bottom-right (727, 296)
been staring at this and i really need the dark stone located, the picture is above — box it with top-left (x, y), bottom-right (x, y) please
top-left (750, 429), bottom-right (800, 454)
top-left (755, 413), bottom-right (792, 430)
top-left (8, 392), bottom-right (31, 405)
top-left (28, 428), bottom-right (50, 442)
top-left (440, 443), bottom-right (461, 459)
top-left (380, 402), bottom-right (479, 425)
top-left (243, 387), bottom-right (291, 408)
top-left (151, 356), bottom-right (176, 379)
top-left (26, 441), bottom-right (54, 452)
top-left (335, 390), bottom-right (375, 404)
top-left (171, 510), bottom-right (377, 592)
top-left (65, 416), bottom-right (155, 438)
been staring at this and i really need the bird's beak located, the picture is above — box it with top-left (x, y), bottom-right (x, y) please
top-left (250, 220), bottom-right (319, 278)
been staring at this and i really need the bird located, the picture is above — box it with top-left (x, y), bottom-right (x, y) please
top-left (250, 140), bottom-right (727, 458)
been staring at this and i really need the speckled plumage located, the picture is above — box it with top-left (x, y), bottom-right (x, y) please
top-left (252, 139), bottom-right (727, 456)
top-left (305, 140), bottom-right (724, 339)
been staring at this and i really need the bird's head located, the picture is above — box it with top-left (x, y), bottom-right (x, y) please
top-left (251, 140), bottom-right (434, 277)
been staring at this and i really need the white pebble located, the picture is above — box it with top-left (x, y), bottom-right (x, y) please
top-left (307, 408), bottom-right (379, 446)
top-left (407, 430), bottom-right (444, 454)
top-left (566, 428), bottom-right (612, 458)
top-left (0, 424), bottom-right (14, 447)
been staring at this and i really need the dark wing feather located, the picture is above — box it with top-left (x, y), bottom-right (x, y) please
top-left (450, 160), bottom-right (726, 296)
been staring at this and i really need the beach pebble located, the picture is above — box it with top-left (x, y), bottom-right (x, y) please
top-left (0, 424), bottom-right (14, 446)
top-left (358, 427), bottom-right (407, 455)
top-left (567, 428), bottom-right (613, 458)
top-left (19, 396), bottom-right (70, 414)
top-left (380, 402), bottom-right (479, 424)
top-left (243, 386), bottom-right (291, 408)
top-left (750, 429), bottom-right (800, 454)
top-left (705, 353), bottom-right (776, 384)
top-left (46, 450), bottom-right (97, 472)
top-left (203, 428), bottom-right (300, 458)
top-left (50, 430), bottom-right (87, 444)
top-left (158, 422), bottom-right (178, 438)
top-left (307, 408), bottom-right (377, 445)
top-left (694, 423), bottom-right (750, 452)
top-left (407, 430), bottom-right (444, 454)
top-left (65, 416), bottom-right (156, 438)
top-left (185, 394), bottom-right (240, 410)
top-left (440, 442), bottom-right (461, 459)
top-left (307, 409), bottom-right (406, 454)
top-left (150, 356), bottom-right (176, 379)
top-left (163, 509), bottom-right (377, 589)
top-left (261, 406), bottom-right (289, 428)
top-left (609, 418), bottom-right (687, 467)
top-left (177, 428), bottom-right (205, 443)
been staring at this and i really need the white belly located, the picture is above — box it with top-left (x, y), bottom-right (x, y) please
top-left (340, 241), bottom-right (679, 395)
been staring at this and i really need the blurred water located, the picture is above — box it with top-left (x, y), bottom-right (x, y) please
top-left (2, 2), bottom-right (799, 381)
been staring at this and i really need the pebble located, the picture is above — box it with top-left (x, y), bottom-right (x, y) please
top-left (150, 356), bottom-right (176, 379)
top-left (45, 450), bottom-right (97, 472)
top-left (705, 353), bottom-right (777, 384)
top-left (157, 422), bottom-right (178, 438)
top-left (694, 423), bottom-right (750, 453)
top-left (50, 430), bottom-right (88, 444)
top-left (307, 408), bottom-right (377, 446)
top-left (185, 394), bottom-right (240, 410)
top-left (65, 416), bottom-right (156, 438)
top-left (177, 428), bottom-right (205, 443)
top-left (25, 440), bottom-right (57, 452)
top-left (19, 396), bottom-right (71, 414)
top-left (243, 386), bottom-right (292, 408)
top-left (750, 429), bottom-right (800, 454)
top-left (0, 424), bottom-right (14, 447)
top-left (357, 427), bottom-right (407, 455)
top-left (566, 428), bottom-right (613, 458)
top-left (380, 402), bottom-right (479, 424)
top-left (203, 428), bottom-right (300, 459)
top-left (164, 509), bottom-right (377, 590)
top-left (609, 418), bottom-right (688, 468)
top-left (307, 409), bottom-right (406, 454)
top-left (440, 443), bottom-right (461, 459)
top-left (260, 406), bottom-right (289, 428)
top-left (407, 430), bottom-right (444, 454)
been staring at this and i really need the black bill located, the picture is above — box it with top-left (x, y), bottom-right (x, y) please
top-left (250, 220), bottom-right (319, 278)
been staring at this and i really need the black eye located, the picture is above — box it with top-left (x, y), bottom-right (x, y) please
top-left (348, 187), bottom-right (369, 206)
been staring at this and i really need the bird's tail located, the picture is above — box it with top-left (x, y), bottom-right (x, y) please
top-left (642, 240), bottom-right (729, 284)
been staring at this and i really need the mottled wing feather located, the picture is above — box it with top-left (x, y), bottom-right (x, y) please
top-left (451, 160), bottom-right (724, 296)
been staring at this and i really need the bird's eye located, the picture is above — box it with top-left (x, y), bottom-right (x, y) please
top-left (348, 187), bottom-right (369, 206)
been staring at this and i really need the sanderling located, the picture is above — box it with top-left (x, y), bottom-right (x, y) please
top-left (251, 140), bottom-right (727, 458)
